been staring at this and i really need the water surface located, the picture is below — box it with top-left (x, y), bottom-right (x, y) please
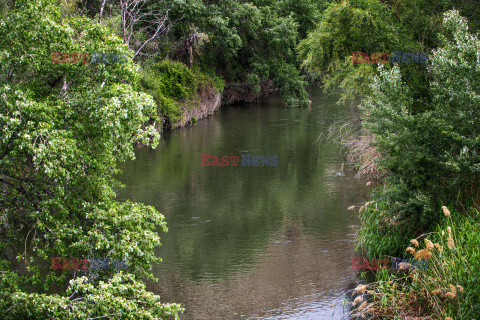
top-left (117, 88), bottom-right (369, 319)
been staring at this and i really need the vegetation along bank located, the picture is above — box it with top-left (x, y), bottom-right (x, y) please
top-left (1, 0), bottom-right (479, 319)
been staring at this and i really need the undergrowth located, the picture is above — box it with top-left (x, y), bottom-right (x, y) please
top-left (352, 207), bottom-right (480, 319)
top-left (139, 60), bottom-right (224, 127)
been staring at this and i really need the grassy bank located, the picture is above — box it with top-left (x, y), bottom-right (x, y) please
top-left (352, 206), bottom-right (480, 319)
top-left (139, 60), bottom-right (225, 130)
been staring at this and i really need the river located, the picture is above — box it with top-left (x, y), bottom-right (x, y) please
top-left (116, 87), bottom-right (370, 320)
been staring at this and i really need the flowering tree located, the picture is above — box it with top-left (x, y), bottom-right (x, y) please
top-left (0, 0), bottom-right (182, 318)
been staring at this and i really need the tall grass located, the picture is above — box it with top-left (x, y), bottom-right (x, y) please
top-left (352, 207), bottom-right (480, 319)
top-left (356, 192), bottom-right (414, 260)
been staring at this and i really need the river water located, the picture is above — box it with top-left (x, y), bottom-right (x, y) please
top-left (116, 87), bottom-right (369, 320)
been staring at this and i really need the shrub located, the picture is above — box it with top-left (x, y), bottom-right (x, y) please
top-left (139, 60), bottom-right (224, 126)
top-left (1, 273), bottom-right (183, 320)
top-left (360, 10), bottom-right (480, 230)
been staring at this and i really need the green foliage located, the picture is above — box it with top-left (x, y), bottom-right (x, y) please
top-left (427, 210), bottom-right (480, 318)
top-left (298, 0), bottom-right (400, 101)
top-left (277, 0), bottom-right (326, 38)
top-left (353, 9), bottom-right (480, 320)
top-left (0, 0), bottom-right (181, 318)
top-left (202, 0), bottom-right (310, 106)
top-left (139, 60), bottom-right (224, 126)
top-left (383, 0), bottom-right (480, 49)
top-left (372, 208), bottom-right (480, 319)
top-left (298, 0), bottom-right (480, 106)
top-left (1, 273), bottom-right (183, 319)
top-left (151, 0), bottom-right (316, 107)
top-left (360, 11), bottom-right (480, 230)
top-left (83, 0), bottom-right (326, 107)
top-left (273, 62), bottom-right (309, 107)
top-left (356, 194), bottom-right (413, 259)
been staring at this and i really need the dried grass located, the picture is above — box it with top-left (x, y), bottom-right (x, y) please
top-left (352, 207), bottom-right (470, 319)
top-left (316, 115), bottom-right (382, 181)
top-left (346, 133), bottom-right (383, 180)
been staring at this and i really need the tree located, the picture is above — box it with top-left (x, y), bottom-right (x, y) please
top-left (0, 0), bottom-right (182, 317)
top-left (119, 0), bottom-right (170, 60)
top-left (361, 10), bottom-right (480, 230)
top-left (298, 0), bottom-right (399, 102)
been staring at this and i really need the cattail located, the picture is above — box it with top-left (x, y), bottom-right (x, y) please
top-left (410, 239), bottom-right (420, 248)
top-left (348, 205), bottom-right (355, 211)
top-left (449, 284), bottom-right (457, 296)
top-left (415, 249), bottom-right (433, 260)
top-left (448, 235), bottom-right (455, 249)
top-left (434, 243), bottom-right (443, 254)
top-left (352, 296), bottom-right (362, 306)
top-left (353, 284), bottom-right (367, 295)
top-left (445, 292), bottom-right (456, 299)
top-left (358, 301), bottom-right (368, 311)
top-left (432, 289), bottom-right (443, 295)
top-left (442, 206), bottom-right (451, 217)
top-left (406, 247), bottom-right (416, 254)
top-left (456, 285), bottom-right (464, 292)
top-left (425, 239), bottom-right (434, 250)
top-left (399, 262), bottom-right (412, 270)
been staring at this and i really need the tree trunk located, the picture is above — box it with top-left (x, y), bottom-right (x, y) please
top-left (98, 0), bottom-right (106, 23)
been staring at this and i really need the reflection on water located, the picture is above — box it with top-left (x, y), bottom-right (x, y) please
top-left (116, 88), bottom-right (369, 319)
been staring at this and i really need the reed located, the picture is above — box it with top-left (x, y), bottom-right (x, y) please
top-left (351, 207), bottom-right (480, 319)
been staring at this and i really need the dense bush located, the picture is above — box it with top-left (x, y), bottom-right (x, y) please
top-left (150, 0), bottom-right (315, 107)
top-left (297, 0), bottom-right (400, 102)
top-left (139, 60), bottom-right (224, 127)
top-left (0, 1), bottom-right (182, 318)
top-left (1, 273), bottom-right (183, 320)
top-left (360, 10), bottom-right (480, 232)
top-left (349, 9), bottom-right (480, 320)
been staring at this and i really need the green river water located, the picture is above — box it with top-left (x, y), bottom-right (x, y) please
top-left (116, 87), bottom-right (370, 320)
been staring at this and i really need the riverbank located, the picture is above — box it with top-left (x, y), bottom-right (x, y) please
top-left (170, 80), bottom-right (278, 130)
top-left (172, 85), bottom-right (221, 129)
top-left (342, 112), bottom-right (480, 319)
top-left (342, 12), bottom-right (480, 318)
top-left (139, 60), bottom-right (282, 131)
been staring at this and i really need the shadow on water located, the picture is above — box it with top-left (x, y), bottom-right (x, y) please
top-left (116, 87), bottom-right (370, 320)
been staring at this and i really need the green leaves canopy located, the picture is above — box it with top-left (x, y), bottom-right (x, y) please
top-left (0, 0), bottom-right (181, 318)
top-left (361, 10), bottom-right (480, 228)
